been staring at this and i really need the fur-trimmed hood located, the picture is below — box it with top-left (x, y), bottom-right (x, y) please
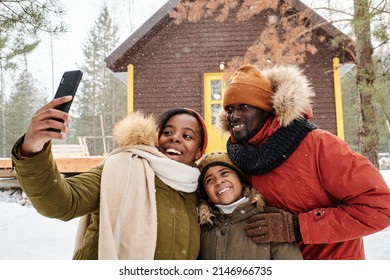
top-left (199, 187), bottom-right (266, 226)
top-left (112, 111), bottom-right (158, 148)
top-left (218, 64), bottom-right (315, 131)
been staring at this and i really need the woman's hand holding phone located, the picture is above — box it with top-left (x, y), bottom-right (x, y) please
top-left (20, 70), bottom-right (82, 157)
top-left (20, 96), bottom-right (73, 157)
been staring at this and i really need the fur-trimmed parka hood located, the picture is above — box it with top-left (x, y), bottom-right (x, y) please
top-left (199, 187), bottom-right (266, 226)
top-left (112, 111), bottom-right (158, 148)
top-left (218, 64), bottom-right (315, 131)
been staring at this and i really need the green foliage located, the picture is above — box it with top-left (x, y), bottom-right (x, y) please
top-left (0, 31), bottom-right (39, 71)
top-left (0, 30), bottom-right (39, 157)
top-left (72, 5), bottom-right (126, 156)
top-left (373, 55), bottom-right (390, 152)
top-left (341, 69), bottom-right (359, 151)
top-left (0, 0), bottom-right (67, 83)
top-left (342, 56), bottom-right (390, 154)
top-left (372, 22), bottom-right (388, 42)
top-left (0, 0), bottom-right (67, 35)
top-left (0, 1), bottom-right (67, 156)
top-left (1, 69), bottom-right (47, 157)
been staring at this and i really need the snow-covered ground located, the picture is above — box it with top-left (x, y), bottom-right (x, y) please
top-left (1, 170), bottom-right (390, 260)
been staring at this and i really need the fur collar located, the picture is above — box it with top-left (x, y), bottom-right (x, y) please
top-left (218, 64), bottom-right (315, 131)
top-left (199, 187), bottom-right (266, 226)
top-left (112, 111), bottom-right (158, 148)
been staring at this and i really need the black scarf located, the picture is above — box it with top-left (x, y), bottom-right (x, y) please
top-left (227, 119), bottom-right (317, 175)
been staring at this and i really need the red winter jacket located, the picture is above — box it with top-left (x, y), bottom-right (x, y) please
top-left (248, 128), bottom-right (390, 259)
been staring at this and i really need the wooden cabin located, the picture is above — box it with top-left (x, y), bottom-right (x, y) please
top-left (105, 0), bottom-right (354, 153)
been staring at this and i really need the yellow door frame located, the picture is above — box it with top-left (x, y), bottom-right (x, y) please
top-left (204, 73), bottom-right (228, 153)
top-left (332, 57), bottom-right (345, 140)
top-left (127, 64), bottom-right (134, 114)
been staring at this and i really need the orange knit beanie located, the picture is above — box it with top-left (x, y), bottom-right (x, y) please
top-left (223, 65), bottom-right (274, 112)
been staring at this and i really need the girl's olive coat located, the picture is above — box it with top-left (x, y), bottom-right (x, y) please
top-left (198, 190), bottom-right (302, 260)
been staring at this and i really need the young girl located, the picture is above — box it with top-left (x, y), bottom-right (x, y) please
top-left (197, 152), bottom-right (302, 260)
top-left (11, 97), bottom-right (208, 260)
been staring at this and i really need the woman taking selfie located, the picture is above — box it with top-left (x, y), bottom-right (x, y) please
top-left (12, 96), bottom-right (208, 260)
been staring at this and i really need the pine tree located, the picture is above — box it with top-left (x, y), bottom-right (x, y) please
top-left (4, 69), bottom-right (46, 157)
top-left (351, 0), bottom-right (388, 166)
top-left (0, 0), bottom-right (66, 35)
top-left (341, 55), bottom-right (390, 156)
top-left (0, 31), bottom-right (39, 157)
top-left (0, 0), bottom-right (66, 157)
top-left (73, 5), bottom-right (126, 156)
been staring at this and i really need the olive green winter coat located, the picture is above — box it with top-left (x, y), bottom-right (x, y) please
top-left (198, 189), bottom-right (302, 260)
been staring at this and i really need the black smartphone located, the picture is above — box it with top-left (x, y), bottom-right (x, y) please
top-left (53, 70), bottom-right (83, 112)
top-left (49, 70), bottom-right (83, 132)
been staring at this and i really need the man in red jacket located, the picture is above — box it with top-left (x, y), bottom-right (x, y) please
top-left (219, 64), bottom-right (390, 259)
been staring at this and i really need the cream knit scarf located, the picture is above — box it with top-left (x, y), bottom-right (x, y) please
top-left (75, 145), bottom-right (200, 260)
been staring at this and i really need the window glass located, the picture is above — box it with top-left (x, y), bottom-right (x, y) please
top-left (211, 80), bottom-right (221, 101)
top-left (211, 104), bottom-right (221, 125)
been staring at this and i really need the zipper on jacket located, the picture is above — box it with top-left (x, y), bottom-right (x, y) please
top-left (216, 214), bottom-right (230, 260)
top-left (219, 215), bottom-right (229, 236)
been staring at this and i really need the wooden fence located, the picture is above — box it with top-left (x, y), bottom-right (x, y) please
top-left (0, 157), bottom-right (104, 191)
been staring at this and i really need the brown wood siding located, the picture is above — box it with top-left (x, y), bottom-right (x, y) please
top-left (119, 11), bottom-right (340, 133)
top-left (304, 32), bottom-right (340, 133)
